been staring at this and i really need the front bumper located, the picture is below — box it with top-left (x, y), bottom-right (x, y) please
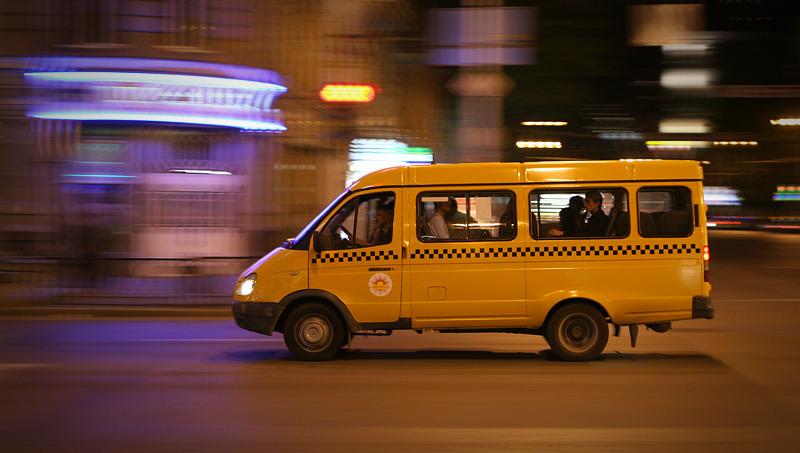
top-left (232, 301), bottom-right (285, 336)
top-left (692, 296), bottom-right (714, 319)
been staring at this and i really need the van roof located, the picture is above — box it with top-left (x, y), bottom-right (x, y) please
top-left (349, 160), bottom-right (703, 191)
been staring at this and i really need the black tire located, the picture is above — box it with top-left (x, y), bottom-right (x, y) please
top-left (283, 302), bottom-right (347, 361)
top-left (545, 303), bottom-right (609, 361)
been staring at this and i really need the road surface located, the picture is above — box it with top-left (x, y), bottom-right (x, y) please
top-left (1, 230), bottom-right (799, 451)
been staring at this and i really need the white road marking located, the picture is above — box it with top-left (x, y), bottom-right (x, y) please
top-left (0, 307), bottom-right (226, 312)
top-left (45, 315), bottom-right (95, 319)
top-left (130, 338), bottom-right (284, 342)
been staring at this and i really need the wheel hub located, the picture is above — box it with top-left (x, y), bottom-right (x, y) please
top-left (558, 313), bottom-right (597, 354)
top-left (297, 316), bottom-right (332, 352)
top-left (569, 325), bottom-right (586, 339)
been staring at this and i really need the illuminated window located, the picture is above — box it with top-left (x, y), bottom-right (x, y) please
top-left (418, 192), bottom-right (516, 242)
top-left (319, 192), bottom-right (396, 251)
top-left (638, 187), bottom-right (693, 238)
top-left (530, 189), bottom-right (629, 239)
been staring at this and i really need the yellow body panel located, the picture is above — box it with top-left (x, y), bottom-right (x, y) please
top-left (406, 260), bottom-right (526, 328)
top-left (233, 247), bottom-right (308, 303)
top-left (308, 189), bottom-right (404, 323)
top-left (240, 160), bottom-right (710, 331)
top-left (348, 160), bottom-right (704, 192)
top-left (408, 163), bottom-right (523, 186)
top-left (405, 186), bottom-right (528, 328)
top-left (524, 181), bottom-right (705, 327)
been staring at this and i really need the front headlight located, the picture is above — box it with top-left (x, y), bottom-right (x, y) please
top-left (236, 273), bottom-right (257, 297)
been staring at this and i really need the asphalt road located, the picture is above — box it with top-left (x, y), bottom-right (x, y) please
top-left (2, 230), bottom-right (800, 452)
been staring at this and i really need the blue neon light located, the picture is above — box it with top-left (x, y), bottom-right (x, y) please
top-left (25, 57), bottom-right (287, 132)
top-left (31, 110), bottom-right (286, 131)
top-left (63, 174), bottom-right (136, 178)
top-left (25, 72), bottom-right (287, 92)
top-left (26, 56), bottom-right (284, 87)
top-left (773, 194), bottom-right (800, 201)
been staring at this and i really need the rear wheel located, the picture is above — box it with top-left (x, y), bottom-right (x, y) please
top-left (545, 304), bottom-right (609, 361)
top-left (283, 302), bottom-right (346, 361)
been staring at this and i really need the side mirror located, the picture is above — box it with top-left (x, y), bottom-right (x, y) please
top-left (312, 230), bottom-right (321, 252)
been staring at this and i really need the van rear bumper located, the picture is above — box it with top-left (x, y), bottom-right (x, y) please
top-left (232, 301), bottom-right (285, 336)
top-left (692, 296), bottom-right (714, 319)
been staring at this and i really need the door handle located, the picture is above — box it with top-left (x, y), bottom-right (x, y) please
top-left (369, 267), bottom-right (394, 272)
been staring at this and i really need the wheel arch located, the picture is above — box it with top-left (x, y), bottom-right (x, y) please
top-left (543, 297), bottom-right (611, 330)
top-left (275, 289), bottom-right (357, 333)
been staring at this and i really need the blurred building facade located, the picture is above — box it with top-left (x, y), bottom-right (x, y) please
top-left (0, 0), bottom-right (439, 298)
top-left (505, 0), bottom-right (800, 214)
top-left (3, 0), bottom-right (799, 301)
top-left (627, 0), bottom-right (800, 211)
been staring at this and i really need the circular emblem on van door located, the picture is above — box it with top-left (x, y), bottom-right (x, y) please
top-left (368, 273), bottom-right (392, 297)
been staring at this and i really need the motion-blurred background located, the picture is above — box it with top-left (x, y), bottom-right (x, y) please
top-left (0, 0), bottom-right (797, 304)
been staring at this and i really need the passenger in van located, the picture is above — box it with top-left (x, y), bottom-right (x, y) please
top-left (446, 198), bottom-right (476, 239)
top-left (657, 192), bottom-right (692, 236)
top-left (582, 190), bottom-right (610, 237)
top-left (549, 195), bottom-right (585, 237)
top-left (367, 203), bottom-right (394, 245)
top-left (604, 194), bottom-right (629, 237)
top-left (445, 198), bottom-right (475, 227)
top-left (560, 195), bottom-right (585, 236)
top-left (427, 201), bottom-right (451, 238)
top-left (498, 199), bottom-right (516, 238)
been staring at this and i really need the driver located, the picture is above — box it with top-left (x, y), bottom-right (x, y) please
top-left (367, 203), bottom-right (394, 245)
top-left (322, 199), bottom-right (395, 250)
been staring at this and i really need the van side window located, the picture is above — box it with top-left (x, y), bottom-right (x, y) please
top-left (418, 191), bottom-right (516, 242)
top-left (529, 189), bottom-right (629, 239)
top-left (319, 192), bottom-right (395, 250)
top-left (637, 187), bottom-right (693, 237)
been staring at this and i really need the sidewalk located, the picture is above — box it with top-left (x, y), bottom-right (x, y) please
top-left (0, 303), bottom-right (230, 318)
top-left (0, 283), bottom-right (230, 318)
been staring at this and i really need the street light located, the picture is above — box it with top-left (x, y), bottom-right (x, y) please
top-left (521, 121), bottom-right (568, 127)
top-left (770, 118), bottom-right (800, 126)
top-left (516, 141), bottom-right (562, 149)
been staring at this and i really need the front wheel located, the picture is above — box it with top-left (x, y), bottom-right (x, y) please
top-left (545, 304), bottom-right (609, 361)
top-left (283, 303), bottom-right (347, 361)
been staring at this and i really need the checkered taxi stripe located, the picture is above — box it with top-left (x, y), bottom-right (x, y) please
top-left (312, 243), bottom-right (700, 265)
top-left (312, 249), bottom-right (399, 264)
top-left (410, 243), bottom-right (701, 260)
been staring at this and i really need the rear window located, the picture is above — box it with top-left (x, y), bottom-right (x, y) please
top-left (637, 187), bottom-right (693, 237)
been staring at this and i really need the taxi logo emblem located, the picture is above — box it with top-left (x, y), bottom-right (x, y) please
top-left (368, 273), bottom-right (392, 297)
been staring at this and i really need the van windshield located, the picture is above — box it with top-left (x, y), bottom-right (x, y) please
top-left (286, 190), bottom-right (350, 250)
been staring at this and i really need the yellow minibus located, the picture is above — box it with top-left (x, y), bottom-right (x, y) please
top-left (232, 160), bottom-right (713, 361)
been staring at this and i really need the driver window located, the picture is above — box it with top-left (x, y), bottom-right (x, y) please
top-left (319, 192), bottom-right (395, 251)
